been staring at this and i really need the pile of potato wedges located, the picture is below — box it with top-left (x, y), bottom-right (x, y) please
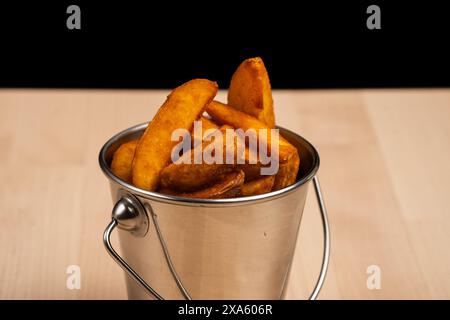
top-left (111, 57), bottom-right (300, 198)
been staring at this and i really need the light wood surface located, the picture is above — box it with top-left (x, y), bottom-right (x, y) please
top-left (0, 89), bottom-right (449, 299)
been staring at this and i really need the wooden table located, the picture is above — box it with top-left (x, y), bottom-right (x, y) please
top-left (1, 89), bottom-right (449, 299)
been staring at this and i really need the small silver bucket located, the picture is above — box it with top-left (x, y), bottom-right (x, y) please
top-left (99, 123), bottom-right (330, 300)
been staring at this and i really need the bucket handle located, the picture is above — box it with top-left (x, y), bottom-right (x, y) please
top-left (103, 175), bottom-right (330, 300)
top-left (308, 176), bottom-right (331, 300)
top-left (103, 193), bottom-right (165, 300)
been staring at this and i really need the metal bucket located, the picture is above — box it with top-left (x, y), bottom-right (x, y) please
top-left (99, 123), bottom-right (330, 300)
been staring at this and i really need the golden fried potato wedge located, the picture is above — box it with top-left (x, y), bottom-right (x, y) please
top-left (272, 149), bottom-right (300, 190)
top-left (206, 101), bottom-right (296, 163)
top-left (191, 116), bottom-right (220, 146)
top-left (228, 57), bottom-right (275, 128)
top-left (160, 124), bottom-right (271, 192)
top-left (160, 171), bottom-right (245, 199)
top-left (160, 125), bottom-right (250, 192)
top-left (161, 163), bottom-right (235, 193)
top-left (132, 79), bottom-right (218, 191)
top-left (240, 162), bottom-right (264, 181)
top-left (111, 140), bottom-right (138, 183)
top-left (241, 175), bottom-right (275, 196)
top-left (199, 116), bottom-right (219, 132)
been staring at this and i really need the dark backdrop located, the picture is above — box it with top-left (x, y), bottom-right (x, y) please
top-left (0, 1), bottom-right (449, 88)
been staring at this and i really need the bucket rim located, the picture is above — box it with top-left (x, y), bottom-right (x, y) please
top-left (99, 122), bottom-right (320, 206)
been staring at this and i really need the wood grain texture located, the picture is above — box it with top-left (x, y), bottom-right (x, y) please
top-left (0, 89), bottom-right (449, 299)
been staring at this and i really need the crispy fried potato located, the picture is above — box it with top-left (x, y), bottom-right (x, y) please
top-left (240, 162), bottom-right (263, 182)
top-left (160, 125), bottom-right (251, 192)
top-left (191, 116), bottom-right (220, 147)
top-left (199, 116), bottom-right (219, 132)
top-left (228, 57), bottom-right (275, 128)
top-left (160, 125), bottom-right (270, 192)
top-left (206, 101), bottom-right (296, 163)
top-left (160, 171), bottom-right (245, 199)
top-left (241, 175), bottom-right (275, 196)
top-left (132, 79), bottom-right (218, 191)
top-left (111, 140), bottom-right (138, 183)
top-left (161, 163), bottom-right (235, 192)
top-left (272, 149), bottom-right (300, 190)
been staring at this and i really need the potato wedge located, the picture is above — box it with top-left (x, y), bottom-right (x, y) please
top-left (159, 171), bottom-right (245, 199)
top-left (240, 162), bottom-right (264, 182)
top-left (272, 149), bottom-right (300, 190)
top-left (132, 79), bottom-right (218, 191)
top-left (111, 140), bottom-right (138, 183)
top-left (241, 175), bottom-right (275, 196)
top-left (228, 57), bottom-right (275, 128)
top-left (206, 101), bottom-right (296, 163)
top-left (191, 116), bottom-right (220, 147)
top-left (161, 163), bottom-right (235, 192)
top-left (160, 125), bottom-right (252, 192)
top-left (198, 116), bottom-right (219, 132)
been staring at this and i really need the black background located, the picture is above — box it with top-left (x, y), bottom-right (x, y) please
top-left (0, 1), bottom-right (449, 88)
top-left (1, 300), bottom-right (448, 318)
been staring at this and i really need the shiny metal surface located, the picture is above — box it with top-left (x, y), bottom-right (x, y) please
top-left (309, 176), bottom-right (330, 300)
top-left (103, 219), bottom-right (163, 300)
top-left (110, 192), bottom-right (149, 237)
top-left (99, 123), bottom-right (330, 300)
top-left (148, 204), bottom-right (192, 300)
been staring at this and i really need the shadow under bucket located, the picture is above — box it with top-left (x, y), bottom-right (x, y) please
top-left (99, 123), bottom-right (330, 300)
